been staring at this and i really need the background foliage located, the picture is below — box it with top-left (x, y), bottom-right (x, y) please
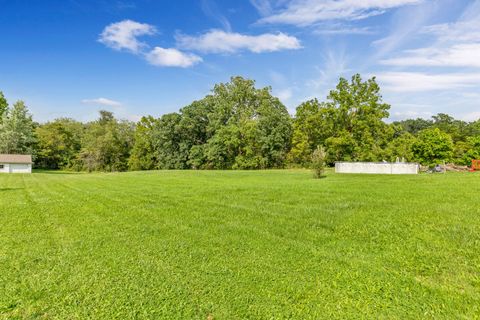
top-left (1, 75), bottom-right (479, 171)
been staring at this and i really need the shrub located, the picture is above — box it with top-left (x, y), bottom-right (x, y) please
top-left (311, 146), bottom-right (326, 179)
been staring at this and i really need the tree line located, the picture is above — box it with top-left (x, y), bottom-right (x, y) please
top-left (1, 75), bottom-right (479, 171)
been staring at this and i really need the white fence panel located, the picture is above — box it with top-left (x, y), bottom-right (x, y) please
top-left (335, 162), bottom-right (419, 175)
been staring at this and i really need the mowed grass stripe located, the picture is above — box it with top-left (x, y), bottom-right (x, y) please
top-left (1, 171), bottom-right (479, 319)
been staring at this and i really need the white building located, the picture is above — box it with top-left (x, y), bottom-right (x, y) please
top-left (0, 154), bottom-right (33, 173)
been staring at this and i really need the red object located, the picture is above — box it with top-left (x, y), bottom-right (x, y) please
top-left (471, 160), bottom-right (480, 172)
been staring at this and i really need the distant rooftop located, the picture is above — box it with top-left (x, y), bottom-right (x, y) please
top-left (0, 154), bottom-right (33, 164)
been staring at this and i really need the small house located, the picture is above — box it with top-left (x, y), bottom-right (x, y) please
top-left (0, 154), bottom-right (33, 173)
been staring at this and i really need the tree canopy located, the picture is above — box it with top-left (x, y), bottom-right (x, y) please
top-left (1, 75), bottom-right (479, 171)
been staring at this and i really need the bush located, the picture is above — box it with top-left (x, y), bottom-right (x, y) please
top-left (311, 146), bottom-right (326, 179)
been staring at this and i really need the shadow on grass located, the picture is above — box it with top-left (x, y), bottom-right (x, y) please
top-left (0, 188), bottom-right (24, 192)
top-left (33, 170), bottom-right (80, 175)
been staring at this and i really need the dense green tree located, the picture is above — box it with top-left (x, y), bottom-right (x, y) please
top-left (412, 128), bottom-right (454, 165)
top-left (152, 112), bottom-right (189, 169)
top-left (172, 77), bottom-right (293, 169)
top-left (77, 111), bottom-right (134, 172)
top-left (393, 118), bottom-right (433, 136)
top-left (432, 113), bottom-right (469, 142)
top-left (0, 100), bottom-right (36, 155)
top-left (0, 91), bottom-right (8, 119)
top-left (129, 116), bottom-right (158, 171)
top-left (384, 132), bottom-right (417, 162)
top-left (461, 136), bottom-right (480, 165)
top-left (331, 74), bottom-right (393, 161)
top-left (290, 74), bottom-right (392, 164)
top-left (466, 119), bottom-right (480, 137)
top-left (203, 77), bottom-right (292, 169)
top-left (3, 77), bottom-right (480, 172)
top-left (35, 118), bottom-right (83, 169)
top-left (288, 99), bottom-right (334, 165)
top-left (179, 99), bottom-right (215, 169)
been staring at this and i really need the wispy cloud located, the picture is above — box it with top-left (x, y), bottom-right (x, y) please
top-left (381, 3), bottom-right (480, 68)
top-left (377, 72), bottom-right (480, 92)
top-left (250, 0), bottom-right (273, 16)
top-left (381, 43), bottom-right (480, 67)
top-left (307, 48), bottom-right (351, 96)
top-left (377, 1), bottom-right (480, 93)
top-left (314, 24), bottom-right (374, 35)
top-left (99, 19), bottom-right (156, 53)
top-left (255, 0), bottom-right (423, 26)
top-left (146, 47), bottom-right (202, 68)
top-left (176, 29), bottom-right (301, 54)
top-left (81, 98), bottom-right (122, 106)
top-left (81, 98), bottom-right (142, 121)
top-left (370, 0), bottom-right (438, 61)
top-left (201, 0), bottom-right (232, 31)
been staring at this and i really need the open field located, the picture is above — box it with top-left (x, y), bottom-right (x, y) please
top-left (1, 170), bottom-right (479, 319)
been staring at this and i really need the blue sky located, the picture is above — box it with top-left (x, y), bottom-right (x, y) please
top-left (0, 0), bottom-right (479, 122)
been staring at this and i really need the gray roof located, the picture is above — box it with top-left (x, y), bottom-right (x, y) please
top-left (0, 154), bottom-right (33, 164)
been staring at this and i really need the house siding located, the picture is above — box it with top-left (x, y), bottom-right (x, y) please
top-left (0, 163), bottom-right (32, 173)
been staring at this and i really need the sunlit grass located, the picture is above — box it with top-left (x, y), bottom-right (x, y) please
top-left (1, 170), bottom-right (479, 319)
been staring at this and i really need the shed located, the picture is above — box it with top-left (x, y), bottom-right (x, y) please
top-left (0, 154), bottom-right (33, 173)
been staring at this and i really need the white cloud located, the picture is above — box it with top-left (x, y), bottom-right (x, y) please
top-left (176, 29), bottom-right (301, 54)
top-left (99, 20), bottom-right (300, 68)
top-left (377, 72), bottom-right (480, 92)
top-left (81, 98), bottom-right (122, 107)
top-left (422, 19), bottom-right (480, 43)
top-left (146, 47), bottom-right (203, 68)
top-left (256, 0), bottom-right (423, 26)
top-left (392, 109), bottom-right (432, 119)
top-left (99, 19), bottom-right (156, 53)
top-left (381, 43), bottom-right (480, 67)
top-left (100, 20), bottom-right (202, 68)
top-left (462, 111), bottom-right (480, 122)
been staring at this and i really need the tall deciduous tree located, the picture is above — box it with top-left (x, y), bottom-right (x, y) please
top-left (201, 76), bottom-right (292, 169)
top-left (152, 112), bottom-right (189, 169)
top-left (77, 111), bottom-right (134, 172)
top-left (0, 100), bottom-right (36, 155)
top-left (35, 118), bottom-right (83, 169)
top-left (289, 74), bottom-right (392, 165)
top-left (288, 99), bottom-right (334, 165)
top-left (129, 116), bottom-right (159, 171)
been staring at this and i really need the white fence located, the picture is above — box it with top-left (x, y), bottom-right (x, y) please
top-left (335, 162), bottom-right (419, 175)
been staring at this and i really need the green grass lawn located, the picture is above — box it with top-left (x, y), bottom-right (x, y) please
top-left (1, 170), bottom-right (479, 319)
